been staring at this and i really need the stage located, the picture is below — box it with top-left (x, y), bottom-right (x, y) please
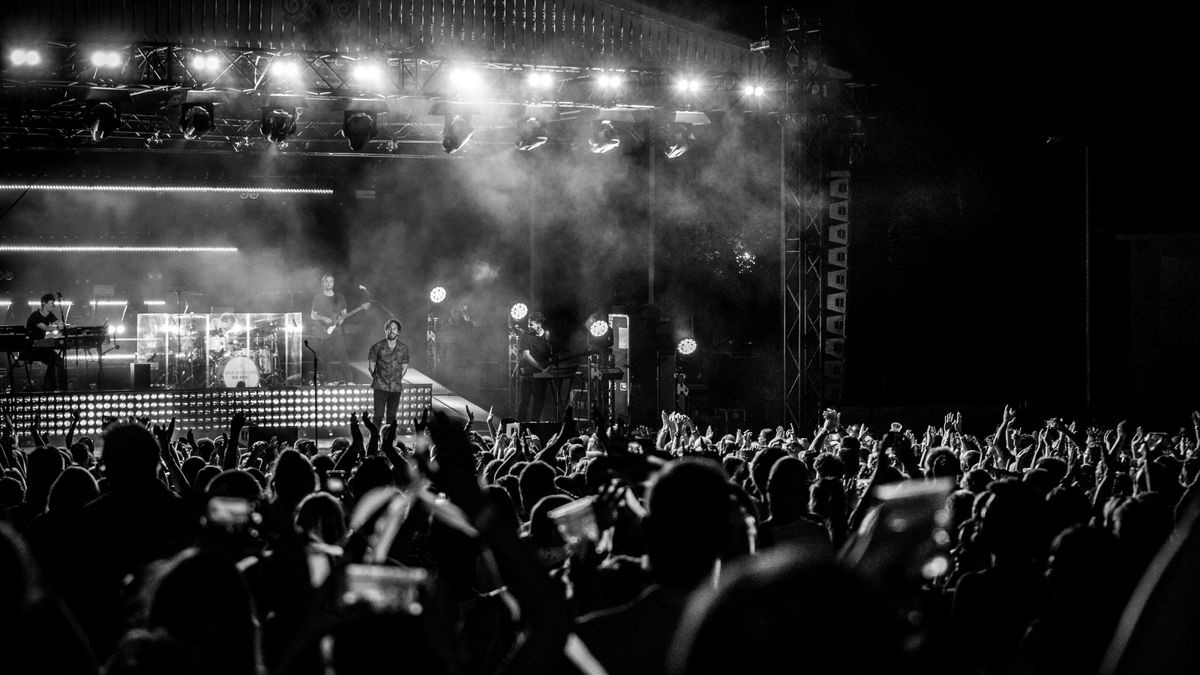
top-left (2, 372), bottom-right (440, 440)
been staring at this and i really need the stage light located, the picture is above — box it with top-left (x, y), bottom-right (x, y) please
top-left (742, 84), bottom-right (755, 97)
top-left (677, 338), bottom-right (697, 355)
top-left (271, 59), bottom-right (302, 80)
top-left (91, 300), bottom-right (127, 306)
top-left (527, 71), bottom-right (553, 88)
top-left (117, 325), bottom-right (126, 335)
top-left (181, 103), bottom-right (214, 140)
top-left (516, 117), bottom-right (548, 152)
top-left (429, 286), bottom-right (447, 304)
top-left (510, 303), bottom-right (528, 321)
top-left (260, 107), bottom-right (297, 146)
top-left (91, 51), bottom-right (121, 68)
top-left (664, 125), bottom-right (694, 159)
top-left (449, 67), bottom-right (483, 92)
top-left (589, 320), bottom-right (610, 338)
top-left (441, 114), bottom-right (474, 154)
top-left (144, 300), bottom-right (166, 306)
top-left (89, 102), bottom-right (119, 142)
top-left (343, 112), bottom-right (377, 151)
top-left (11, 49), bottom-right (40, 66)
top-left (352, 62), bottom-right (385, 86)
top-left (754, 86), bottom-right (765, 97)
top-left (588, 120), bottom-right (620, 154)
top-left (107, 325), bottom-right (116, 335)
top-left (0, 185), bottom-right (330, 195)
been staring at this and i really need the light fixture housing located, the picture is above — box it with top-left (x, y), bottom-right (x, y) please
top-left (442, 114), bottom-right (474, 154)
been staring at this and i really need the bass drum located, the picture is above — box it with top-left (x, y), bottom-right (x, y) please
top-left (215, 352), bottom-right (260, 388)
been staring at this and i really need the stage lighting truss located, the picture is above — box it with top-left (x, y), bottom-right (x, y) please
top-left (429, 286), bottom-right (447, 304)
top-left (510, 303), bottom-right (529, 321)
top-left (677, 338), bottom-right (698, 356)
top-left (0, 41), bottom-right (784, 156)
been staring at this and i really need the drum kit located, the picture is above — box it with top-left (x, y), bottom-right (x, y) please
top-left (207, 320), bottom-right (286, 388)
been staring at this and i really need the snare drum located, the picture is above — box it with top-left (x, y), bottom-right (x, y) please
top-left (215, 352), bottom-right (260, 388)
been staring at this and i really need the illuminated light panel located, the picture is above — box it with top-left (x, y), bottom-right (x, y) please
top-left (5, 246), bottom-right (237, 253)
top-left (510, 303), bottom-right (528, 321)
top-left (28, 299), bottom-right (72, 305)
top-left (589, 320), bottom-right (609, 337)
top-left (143, 300), bottom-right (167, 306)
top-left (677, 338), bottom-right (698, 355)
top-left (91, 300), bottom-right (128, 306)
top-left (0, 184), bottom-right (333, 195)
top-left (0, 300), bottom-right (9, 307)
top-left (429, 286), bottom-right (447, 304)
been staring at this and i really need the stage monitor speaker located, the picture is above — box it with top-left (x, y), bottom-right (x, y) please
top-left (130, 363), bottom-right (151, 391)
top-left (248, 425), bottom-right (299, 446)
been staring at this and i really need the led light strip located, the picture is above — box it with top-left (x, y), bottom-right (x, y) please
top-left (91, 300), bottom-right (128, 306)
top-left (0, 184), bottom-right (333, 195)
top-left (2, 246), bottom-right (238, 253)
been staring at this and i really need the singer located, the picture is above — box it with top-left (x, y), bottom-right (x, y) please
top-left (24, 293), bottom-right (68, 390)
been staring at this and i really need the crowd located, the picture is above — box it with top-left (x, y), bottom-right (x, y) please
top-left (1, 401), bottom-right (1197, 675)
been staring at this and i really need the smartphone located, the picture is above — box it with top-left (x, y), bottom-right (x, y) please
top-left (889, 422), bottom-right (903, 432)
top-left (506, 422), bottom-right (521, 438)
top-left (840, 478), bottom-right (954, 582)
top-left (340, 563), bottom-right (429, 615)
top-left (206, 496), bottom-right (254, 532)
top-left (548, 496), bottom-right (600, 548)
top-left (325, 470), bottom-right (346, 494)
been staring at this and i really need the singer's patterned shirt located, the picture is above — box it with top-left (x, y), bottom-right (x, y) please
top-left (368, 339), bottom-right (409, 392)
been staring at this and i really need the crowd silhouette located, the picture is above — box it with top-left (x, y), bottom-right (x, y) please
top-left (1, 402), bottom-right (1197, 674)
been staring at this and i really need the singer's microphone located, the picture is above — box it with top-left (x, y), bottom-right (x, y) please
top-left (304, 339), bottom-right (310, 347)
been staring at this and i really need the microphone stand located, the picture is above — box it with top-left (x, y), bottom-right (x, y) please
top-left (358, 286), bottom-right (396, 321)
top-left (304, 339), bottom-right (319, 444)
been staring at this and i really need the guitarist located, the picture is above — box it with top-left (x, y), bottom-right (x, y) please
top-left (517, 311), bottom-right (553, 422)
top-left (310, 272), bottom-right (351, 383)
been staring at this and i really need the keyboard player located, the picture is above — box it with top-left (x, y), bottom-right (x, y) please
top-left (25, 293), bottom-right (68, 390)
top-left (517, 311), bottom-right (554, 422)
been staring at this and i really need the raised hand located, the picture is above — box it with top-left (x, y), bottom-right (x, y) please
top-left (360, 409), bottom-right (378, 437)
top-left (1002, 405), bottom-right (1016, 426)
top-left (230, 411), bottom-right (247, 435)
top-left (349, 412), bottom-right (363, 447)
top-left (152, 418), bottom-right (177, 451)
top-left (953, 412), bottom-right (963, 434)
top-left (465, 405), bottom-right (475, 429)
top-left (486, 405), bottom-right (495, 427)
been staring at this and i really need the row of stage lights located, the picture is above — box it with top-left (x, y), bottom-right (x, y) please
top-left (7, 388), bottom-right (432, 431)
top-left (7, 47), bottom-right (770, 98)
top-left (434, 288), bottom-right (699, 356)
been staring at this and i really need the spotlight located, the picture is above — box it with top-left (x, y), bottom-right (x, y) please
top-left (271, 59), bottom-right (302, 80)
top-left (191, 55), bottom-right (205, 71)
top-left (429, 286), bottom-right (447, 304)
top-left (589, 320), bottom-right (610, 338)
top-left (664, 125), bottom-right (694, 159)
top-left (588, 120), bottom-right (620, 154)
top-left (754, 86), bottom-right (765, 97)
top-left (106, 325), bottom-right (116, 335)
top-left (742, 84), bottom-right (755, 97)
top-left (91, 51), bottom-right (121, 68)
top-left (677, 338), bottom-right (697, 355)
top-left (527, 71), bottom-right (553, 88)
top-left (117, 325), bottom-right (126, 335)
top-left (260, 107), bottom-right (297, 146)
top-left (449, 67), bottom-right (483, 92)
top-left (510, 303), bottom-right (528, 320)
top-left (516, 117), bottom-right (548, 152)
top-left (688, 80), bottom-right (701, 93)
top-left (11, 49), bottom-right (40, 66)
top-left (88, 102), bottom-right (119, 142)
top-left (343, 112), bottom-right (377, 151)
top-left (352, 62), bottom-right (384, 86)
top-left (181, 104), bottom-right (214, 140)
top-left (441, 114), bottom-right (474, 154)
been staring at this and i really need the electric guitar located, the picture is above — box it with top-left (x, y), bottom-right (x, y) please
top-left (316, 302), bottom-right (372, 335)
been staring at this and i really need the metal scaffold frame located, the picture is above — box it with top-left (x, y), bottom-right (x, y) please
top-left (780, 14), bottom-right (851, 429)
